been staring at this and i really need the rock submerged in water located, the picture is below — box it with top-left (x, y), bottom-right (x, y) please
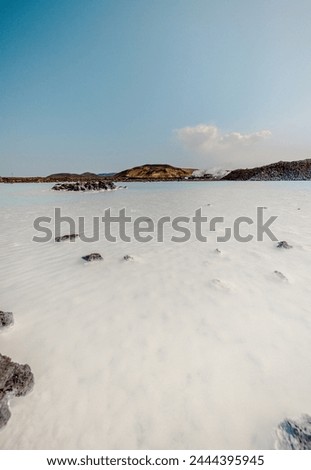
top-left (0, 354), bottom-right (34, 429)
top-left (277, 240), bottom-right (293, 249)
top-left (274, 270), bottom-right (288, 281)
top-left (82, 253), bottom-right (103, 262)
top-left (55, 234), bottom-right (79, 242)
top-left (275, 415), bottom-right (311, 449)
top-left (123, 255), bottom-right (134, 261)
top-left (52, 180), bottom-right (116, 192)
top-left (0, 311), bottom-right (14, 329)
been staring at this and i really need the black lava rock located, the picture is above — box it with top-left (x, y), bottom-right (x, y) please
top-left (277, 241), bottom-right (293, 249)
top-left (0, 354), bottom-right (34, 429)
top-left (0, 311), bottom-right (14, 329)
top-left (82, 253), bottom-right (103, 262)
top-left (55, 234), bottom-right (79, 242)
top-left (275, 415), bottom-right (311, 449)
top-left (52, 181), bottom-right (116, 192)
top-left (123, 255), bottom-right (134, 261)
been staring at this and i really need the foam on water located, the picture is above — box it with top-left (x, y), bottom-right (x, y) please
top-left (0, 182), bottom-right (311, 449)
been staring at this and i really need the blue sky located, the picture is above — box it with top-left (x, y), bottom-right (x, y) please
top-left (1, 0), bottom-right (311, 175)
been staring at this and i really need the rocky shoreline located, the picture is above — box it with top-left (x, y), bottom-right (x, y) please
top-left (0, 175), bottom-right (114, 184)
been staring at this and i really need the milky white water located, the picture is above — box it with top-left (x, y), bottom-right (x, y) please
top-left (0, 182), bottom-right (311, 449)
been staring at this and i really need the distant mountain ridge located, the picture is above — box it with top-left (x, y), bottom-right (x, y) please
top-left (47, 172), bottom-right (99, 179)
top-left (2, 158), bottom-right (311, 183)
top-left (113, 159), bottom-right (311, 181)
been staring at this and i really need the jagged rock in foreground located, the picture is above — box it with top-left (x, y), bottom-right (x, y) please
top-left (52, 180), bottom-right (116, 191)
top-left (223, 158), bottom-right (311, 181)
top-left (275, 415), bottom-right (311, 449)
top-left (0, 354), bottom-right (34, 428)
top-left (0, 311), bottom-right (14, 329)
top-left (55, 234), bottom-right (79, 242)
top-left (82, 253), bottom-right (103, 262)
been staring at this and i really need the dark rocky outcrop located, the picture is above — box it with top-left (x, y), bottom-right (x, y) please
top-left (82, 253), bottom-right (103, 262)
top-left (223, 158), bottom-right (311, 181)
top-left (275, 415), bottom-right (311, 449)
top-left (0, 311), bottom-right (14, 329)
top-left (0, 354), bottom-right (34, 428)
top-left (52, 181), bottom-right (116, 191)
top-left (55, 234), bottom-right (79, 242)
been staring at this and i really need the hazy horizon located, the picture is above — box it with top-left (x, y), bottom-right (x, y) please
top-left (1, 0), bottom-right (311, 176)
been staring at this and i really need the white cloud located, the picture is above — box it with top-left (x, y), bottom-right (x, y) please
top-left (176, 124), bottom-right (271, 151)
top-left (174, 124), bottom-right (272, 169)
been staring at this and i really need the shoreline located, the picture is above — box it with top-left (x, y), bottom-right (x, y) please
top-left (0, 176), bottom-right (219, 184)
